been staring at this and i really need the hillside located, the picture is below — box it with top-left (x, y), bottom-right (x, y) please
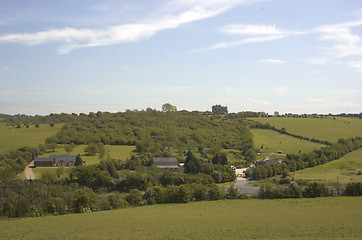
top-left (1, 197), bottom-right (361, 240)
top-left (0, 123), bottom-right (63, 153)
top-left (251, 129), bottom-right (325, 154)
top-left (294, 149), bottom-right (362, 184)
top-left (252, 117), bottom-right (362, 143)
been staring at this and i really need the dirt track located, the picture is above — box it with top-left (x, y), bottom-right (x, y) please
top-left (24, 160), bottom-right (36, 180)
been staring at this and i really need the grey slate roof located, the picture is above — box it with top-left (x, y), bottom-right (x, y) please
top-left (152, 157), bottom-right (179, 169)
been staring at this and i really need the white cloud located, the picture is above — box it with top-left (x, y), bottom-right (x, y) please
top-left (191, 23), bottom-right (305, 53)
top-left (349, 60), bottom-right (362, 73)
top-left (259, 58), bottom-right (285, 64)
top-left (0, 1), bottom-right (247, 54)
top-left (273, 86), bottom-right (288, 95)
top-left (225, 86), bottom-right (233, 93)
top-left (314, 19), bottom-right (362, 58)
top-left (0, 66), bottom-right (8, 72)
top-left (222, 24), bottom-right (305, 36)
top-left (246, 98), bottom-right (273, 106)
top-left (0, 14), bottom-right (21, 25)
top-left (121, 66), bottom-right (132, 70)
top-left (189, 35), bottom-right (284, 53)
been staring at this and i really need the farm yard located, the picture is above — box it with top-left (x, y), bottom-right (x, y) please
top-left (0, 197), bottom-right (361, 240)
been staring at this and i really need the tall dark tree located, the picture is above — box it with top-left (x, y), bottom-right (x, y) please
top-left (184, 151), bottom-right (201, 174)
top-left (75, 154), bottom-right (83, 166)
top-left (212, 104), bottom-right (228, 115)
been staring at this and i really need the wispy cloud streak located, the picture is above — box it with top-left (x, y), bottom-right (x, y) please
top-left (0, 0), bottom-right (256, 54)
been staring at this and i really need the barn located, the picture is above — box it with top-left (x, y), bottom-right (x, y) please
top-left (152, 157), bottom-right (179, 169)
top-left (34, 155), bottom-right (77, 167)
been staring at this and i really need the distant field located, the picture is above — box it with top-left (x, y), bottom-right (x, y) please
top-left (294, 149), bottom-right (362, 184)
top-left (251, 129), bottom-right (325, 154)
top-left (252, 117), bottom-right (362, 143)
top-left (0, 123), bottom-right (63, 153)
top-left (1, 197), bottom-right (361, 240)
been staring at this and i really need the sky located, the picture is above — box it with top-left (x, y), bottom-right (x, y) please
top-left (0, 0), bottom-right (361, 115)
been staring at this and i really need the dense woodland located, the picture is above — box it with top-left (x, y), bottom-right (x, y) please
top-left (0, 109), bottom-right (361, 218)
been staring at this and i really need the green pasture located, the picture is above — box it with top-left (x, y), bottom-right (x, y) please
top-left (0, 123), bottom-right (63, 153)
top-left (1, 197), bottom-right (361, 240)
top-left (294, 149), bottom-right (362, 184)
top-left (252, 117), bottom-right (362, 143)
top-left (251, 129), bottom-right (325, 155)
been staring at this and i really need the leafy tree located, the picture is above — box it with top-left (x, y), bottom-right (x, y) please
top-left (97, 142), bottom-right (106, 160)
top-left (64, 143), bottom-right (75, 155)
top-left (212, 153), bottom-right (228, 165)
top-left (184, 151), bottom-right (201, 174)
top-left (45, 136), bottom-right (57, 152)
top-left (162, 103), bottom-right (177, 112)
top-left (84, 142), bottom-right (98, 156)
top-left (212, 104), bottom-right (228, 115)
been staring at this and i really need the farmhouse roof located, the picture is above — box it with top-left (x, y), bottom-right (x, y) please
top-left (152, 157), bottom-right (179, 169)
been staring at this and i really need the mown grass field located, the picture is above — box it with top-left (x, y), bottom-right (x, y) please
top-left (251, 129), bottom-right (325, 154)
top-left (294, 149), bottom-right (362, 184)
top-left (252, 117), bottom-right (362, 143)
top-left (1, 197), bottom-right (361, 240)
top-left (0, 123), bottom-right (63, 153)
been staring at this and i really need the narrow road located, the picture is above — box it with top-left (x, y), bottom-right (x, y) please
top-left (234, 168), bottom-right (259, 194)
top-left (24, 160), bottom-right (36, 180)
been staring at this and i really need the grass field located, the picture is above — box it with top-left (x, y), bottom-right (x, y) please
top-left (252, 117), bottom-right (362, 143)
top-left (251, 129), bottom-right (325, 154)
top-left (1, 197), bottom-right (361, 240)
top-left (294, 149), bottom-right (362, 184)
top-left (0, 123), bottom-right (63, 153)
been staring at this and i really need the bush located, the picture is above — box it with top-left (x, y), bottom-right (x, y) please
top-left (343, 182), bottom-right (362, 196)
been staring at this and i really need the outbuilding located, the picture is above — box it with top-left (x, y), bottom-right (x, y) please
top-left (152, 157), bottom-right (179, 169)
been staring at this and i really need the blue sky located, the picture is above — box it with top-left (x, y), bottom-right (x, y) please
top-left (0, 0), bottom-right (361, 115)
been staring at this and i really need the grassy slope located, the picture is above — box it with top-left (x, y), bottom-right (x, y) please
top-left (294, 149), bottom-right (362, 184)
top-left (0, 123), bottom-right (63, 153)
top-left (252, 117), bottom-right (362, 143)
top-left (32, 145), bottom-right (136, 178)
top-left (251, 129), bottom-right (325, 154)
top-left (1, 197), bottom-right (361, 240)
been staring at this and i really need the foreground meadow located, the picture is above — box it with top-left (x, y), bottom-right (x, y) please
top-left (252, 117), bottom-right (362, 143)
top-left (1, 197), bottom-right (361, 240)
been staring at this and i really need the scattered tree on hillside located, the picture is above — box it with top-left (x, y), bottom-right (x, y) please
top-left (212, 153), bottom-right (228, 165)
top-left (162, 103), bottom-right (177, 112)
